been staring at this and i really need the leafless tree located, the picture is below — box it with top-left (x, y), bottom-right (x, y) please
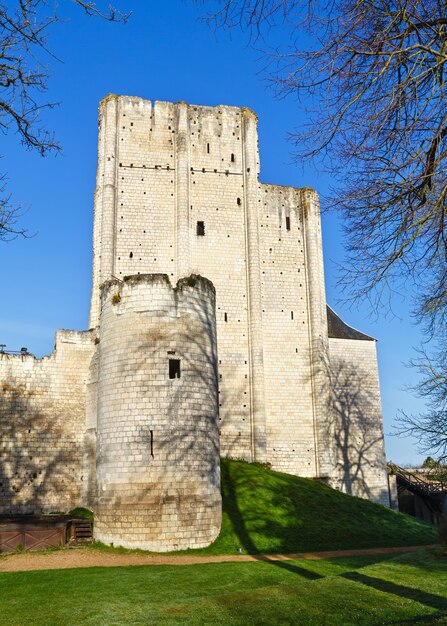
top-left (0, 1), bottom-right (130, 240)
top-left (396, 344), bottom-right (447, 463)
top-left (195, 0), bottom-right (447, 460)
top-left (196, 0), bottom-right (447, 331)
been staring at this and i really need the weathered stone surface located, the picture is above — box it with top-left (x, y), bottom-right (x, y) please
top-left (93, 275), bottom-right (221, 551)
top-left (0, 331), bottom-right (95, 514)
top-left (0, 96), bottom-right (391, 550)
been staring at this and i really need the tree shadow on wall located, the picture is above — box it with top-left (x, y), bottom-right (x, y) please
top-left (326, 358), bottom-right (387, 502)
top-left (212, 354), bottom-right (399, 562)
top-left (106, 283), bottom-right (256, 492)
top-left (94, 285), bottom-right (224, 545)
top-left (0, 378), bottom-right (80, 515)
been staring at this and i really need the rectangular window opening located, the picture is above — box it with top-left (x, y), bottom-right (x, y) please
top-left (286, 216), bottom-right (291, 231)
top-left (169, 358), bottom-right (181, 379)
top-left (291, 311), bottom-right (294, 320)
top-left (207, 143), bottom-right (210, 154)
top-left (150, 430), bottom-right (154, 457)
top-left (197, 221), bottom-right (205, 236)
top-left (224, 312), bottom-right (228, 322)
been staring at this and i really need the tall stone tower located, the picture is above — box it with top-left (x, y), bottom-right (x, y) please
top-left (0, 94), bottom-right (392, 539)
top-left (90, 95), bottom-right (331, 477)
top-left (89, 94), bottom-right (390, 505)
top-left (91, 274), bottom-right (221, 551)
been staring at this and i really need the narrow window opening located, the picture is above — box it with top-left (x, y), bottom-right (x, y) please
top-left (224, 312), bottom-right (228, 322)
top-left (291, 311), bottom-right (294, 320)
top-left (207, 143), bottom-right (210, 153)
top-left (197, 221), bottom-right (205, 236)
top-left (129, 251), bottom-right (133, 258)
top-left (150, 430), bottom-right (154, 457)
top-left (237, 197), bottom-right (241, 206)
top-left (286, 216), bottom-right (291, 231)
top-left (169, 358), bottom-right (181, 379)
top-left (231, 153), bottom-right (235, 162)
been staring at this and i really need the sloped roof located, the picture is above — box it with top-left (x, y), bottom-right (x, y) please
top-left (326, 306), bottom-right (375, 341)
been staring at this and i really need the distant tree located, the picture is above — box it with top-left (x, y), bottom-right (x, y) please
top-left (195, 0), bottom-right (447, 333)
top-left (423, 456), bottom-right (439, 469)
top-left (0, 1), bottom-right (130, 241)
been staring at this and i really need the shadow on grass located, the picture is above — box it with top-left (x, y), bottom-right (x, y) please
top-left (342, 571), bottom-right (447, 612)
top-left (220, 457), bottom-right (436, 557)
top-left (222, 461), bottom-right (323, 578)
top-left (389, 612), bottom-right (447, 625)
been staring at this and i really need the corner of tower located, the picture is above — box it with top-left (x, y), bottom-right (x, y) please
top-left (241, 106), bottom-right (258, 121)
top-left (99, 93), bottom-right (119, 109)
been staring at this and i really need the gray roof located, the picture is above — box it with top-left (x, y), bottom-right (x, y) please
top-left (326, 306), bottom-right (375, 341)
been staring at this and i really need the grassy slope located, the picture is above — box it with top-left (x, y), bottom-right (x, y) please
top-left (191, 458), bottom-right (437, 555)
top-left (1, 549), bottom-right (446, 625)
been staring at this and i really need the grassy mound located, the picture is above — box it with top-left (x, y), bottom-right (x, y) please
top-left (195, 459), bottom-right (437, 555)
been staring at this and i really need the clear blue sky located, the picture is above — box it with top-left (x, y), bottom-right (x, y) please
top-left (0, 1), bottom-right (428, 465)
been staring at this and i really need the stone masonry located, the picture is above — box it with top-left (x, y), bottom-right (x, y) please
top-left (93, 274), bottom-right (221, 550)
top-left (89, 95), bottom-right (389, 504)
top-left (0, 96), bottom-right (391, 552)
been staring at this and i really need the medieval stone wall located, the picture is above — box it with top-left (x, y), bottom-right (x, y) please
top-left (0, 95), bottom-right (392, 530)
top-left (90, 97), bottom-right (263, 462)
top-left (0, 331), bottom-right (95, 514)
top-left (93, 274), bottom-right (221, 551)
top-left (89, 96), bottom-right (337, 477)
top-left (259, 184), bottom-right (333, 476)
top-left (328, 337), bottom-right (390, 505)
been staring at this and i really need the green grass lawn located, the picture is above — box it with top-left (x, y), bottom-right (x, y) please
top-left (92, 459), bottom-right (436, 557)
top-left (1, 548), bottom-right (446, 625)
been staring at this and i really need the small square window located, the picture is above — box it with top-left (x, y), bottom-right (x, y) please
top-left (169, 359), bottom-right (181, 379)
top-left (197, 221), bottom-right (205, 236)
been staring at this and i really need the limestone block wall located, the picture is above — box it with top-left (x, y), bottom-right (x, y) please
top-left (259, 184), bottom-right (333, 477)
top-left (90, 96), bottom-right (267, 462)
top-left (89, 94), bottom-right (389, 493)
top-left (94, 274), bottom-right (221, 551)
top-left (328, 337), bottom-right (390, 506)
top-left (89, 96), bottom-right (327, 470)
top-left (0, 330), bottom-right (95, 514)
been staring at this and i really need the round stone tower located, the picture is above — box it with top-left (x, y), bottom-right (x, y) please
top-left (94, 274), bottom-right (221, 551)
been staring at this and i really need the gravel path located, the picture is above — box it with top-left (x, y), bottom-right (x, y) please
top-left (0, 544), bottom-right (437, 573)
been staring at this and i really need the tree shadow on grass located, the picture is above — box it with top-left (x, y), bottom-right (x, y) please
top-left (221, 460), bottom-right (326, 579)
top-left (342, 571), bottom-right (447, 613)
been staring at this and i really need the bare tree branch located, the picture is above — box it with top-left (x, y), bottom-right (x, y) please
top-left (0, 1), bottom-right (130, 240)
top-left (395, 345), bottom-right (447, 462)
top-left (196, 0), bottom-right (447, 457)
top-left (196, 0), bottom-right (447, 334)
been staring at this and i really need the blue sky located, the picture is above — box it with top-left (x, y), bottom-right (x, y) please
top-left (0, 1), bottom-right (428, 465)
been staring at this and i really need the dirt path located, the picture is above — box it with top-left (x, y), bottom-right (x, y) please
top-left (0, 544), bottom-right (437, 573)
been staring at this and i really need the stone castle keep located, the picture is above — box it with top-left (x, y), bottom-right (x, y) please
top-left (0, 95), bottom-right (391, 550)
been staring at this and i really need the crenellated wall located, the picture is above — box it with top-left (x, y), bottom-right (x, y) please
top-left (0, 331), bottom-right (95, 514)
top-left (93, 274), bottom-right (221, 551)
